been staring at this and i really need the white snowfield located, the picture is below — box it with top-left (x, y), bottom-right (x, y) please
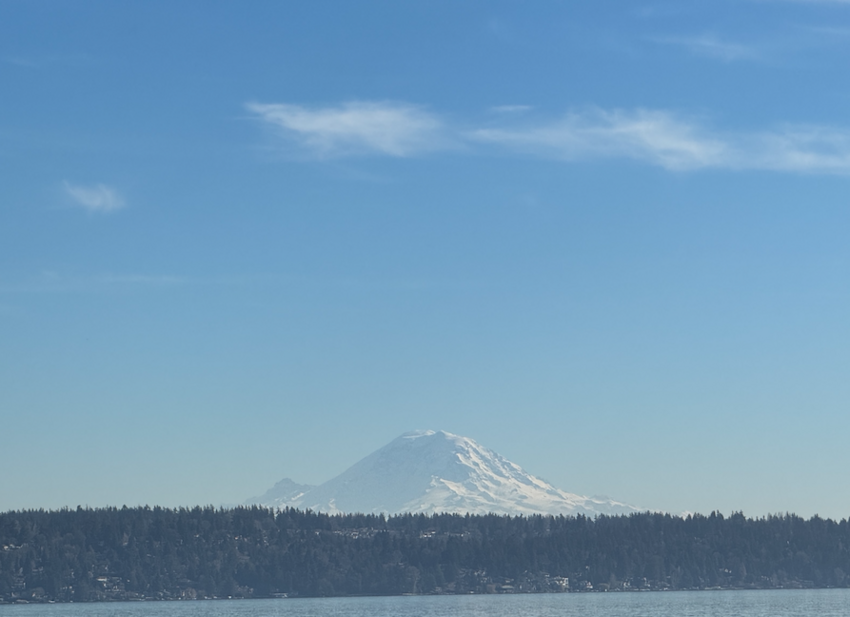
top-left (247, 430), bottom-right (641, 517)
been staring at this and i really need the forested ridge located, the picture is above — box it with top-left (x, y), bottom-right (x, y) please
top-left (2, 507), bottom-right (849, 603)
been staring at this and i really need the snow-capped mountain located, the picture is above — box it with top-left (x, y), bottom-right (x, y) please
top-left (247, 430), bottom-right (640, 517)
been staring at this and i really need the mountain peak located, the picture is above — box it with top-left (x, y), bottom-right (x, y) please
top-left (248, 430), bottom-right (640, 517)
top-left (399, 429), bottom-right (460, 443)
top-left (401, 429), bottom-right (438, 438)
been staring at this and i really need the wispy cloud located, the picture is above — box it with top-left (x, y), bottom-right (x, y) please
top-left (248, 100), bottom-right (850, 175)
top-left (63, 182), bottom-right (125, 213)
top-left (246, 101), bottom-right (448, 157)
top-left (470, 109), bottom-right (728, 171)
top-left (652, 34), bottom-right (760, 62)
top-left (803, 24), bottom-right (850, 38)
top-left (489, 105), bottom-right (534, 114)
top-left (751, 125), bottom-right (850, 172)
top-left (470, 109), bottom-right (850, 174)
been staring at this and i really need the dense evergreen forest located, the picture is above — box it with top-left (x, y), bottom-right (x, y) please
top-left (2, 506), bottom-right (849, 603)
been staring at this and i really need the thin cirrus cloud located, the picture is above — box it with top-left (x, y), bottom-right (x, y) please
top-left (248, 100), bottom-right (850, 174)
top-left (246, 101), bottom-right (449, 157)
top-left (651, 34), bottom-right (761, 62)
top-left (470, 109), bottom-right (729, 171)
top-left (751, 125), bottom-right (850, 172)
top-left (471, 109), bottom-right (850, 173)
top-left (63, 181), bottom-right (125, 213)
top-left (489, 105), bottom-right (534, 114)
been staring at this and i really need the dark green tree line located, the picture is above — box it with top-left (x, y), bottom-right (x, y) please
top-left (1, 507), bottom-right (849, 602)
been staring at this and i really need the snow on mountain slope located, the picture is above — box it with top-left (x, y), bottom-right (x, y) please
top-left (248, 430), bottom-right (641, 517)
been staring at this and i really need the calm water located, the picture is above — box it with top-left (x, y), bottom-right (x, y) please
top-left (1, 590), bottom-right (848, 617)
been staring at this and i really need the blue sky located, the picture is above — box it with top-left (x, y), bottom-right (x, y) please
top-left (3, 0), bottom-right (850, 518)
